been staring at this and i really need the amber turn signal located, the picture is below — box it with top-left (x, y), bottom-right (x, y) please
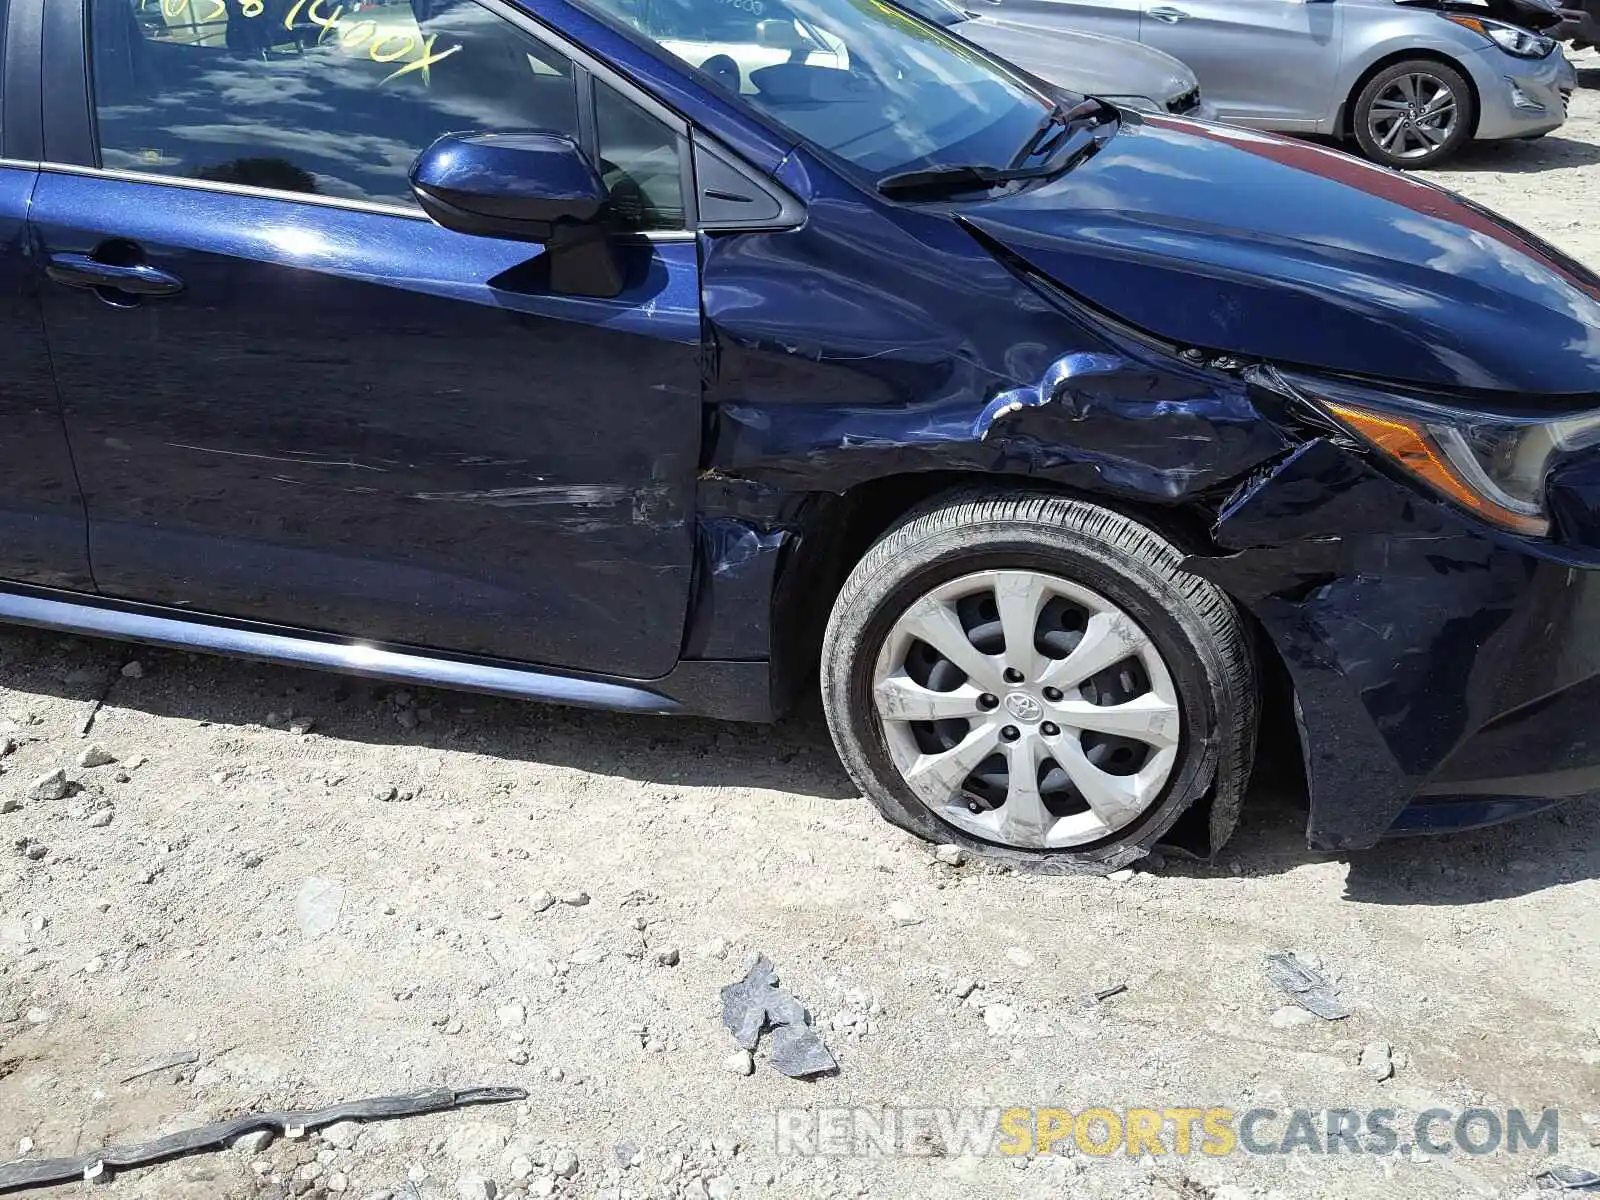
top-left (1323, 400), bottom-right (1548, 536)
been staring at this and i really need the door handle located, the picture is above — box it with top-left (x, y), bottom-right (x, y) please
top-left (1148, 5), bottom-right (1191, 19)
top-left (46, 253), bottom-right (185, 298)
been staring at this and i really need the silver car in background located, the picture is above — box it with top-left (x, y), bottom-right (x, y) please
top-left (991, 0), bottom-right (1576, 167)
top-left (895, 0), bottom-right (1215, 117)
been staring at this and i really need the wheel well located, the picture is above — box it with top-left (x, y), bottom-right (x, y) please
top-left (773, 471), bottom-right (1222, 712)
top-left (773, 471), bottom-right (1310, 857)
top-left (832, 472), bottom-right (1221, 573)
top-left (1342, 50), bottom-right (1481, 139)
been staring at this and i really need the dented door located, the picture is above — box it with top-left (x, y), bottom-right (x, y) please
top-left (31, 176), bottom-right (702, 676)
top-left (31, 0), bottom-right (703, 677)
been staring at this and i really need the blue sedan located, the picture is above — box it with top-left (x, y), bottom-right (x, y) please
top-left (2, 0), bottom-right (1598, 869)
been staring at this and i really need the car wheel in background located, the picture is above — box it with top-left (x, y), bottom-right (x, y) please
top-left (1352, 59), bottom-right (1476, 169)
top-left (820, 490), bottom-right (1257, 870)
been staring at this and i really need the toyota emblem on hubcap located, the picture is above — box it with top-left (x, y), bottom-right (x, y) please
top-left (1003, 692), bottom-right (1043, 723)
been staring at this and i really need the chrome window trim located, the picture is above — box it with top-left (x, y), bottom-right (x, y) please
top-left (38, 161), bottom-right (432, 219)
top-left (33, 162), bottom-right (697, 242)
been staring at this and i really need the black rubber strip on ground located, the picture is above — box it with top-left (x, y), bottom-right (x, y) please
top-left (0, 1086), bottom-right (528, 1193)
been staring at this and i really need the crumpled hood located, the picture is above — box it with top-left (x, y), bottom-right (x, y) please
top-left (963, 115), bottom-right (1600, 396)
top-left (955, 14), bottom-right (1195, 102)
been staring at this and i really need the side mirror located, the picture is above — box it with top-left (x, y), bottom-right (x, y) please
top-left (756, 18), bottom-right (812, 50)
top-left (409, 132), bottom-right (625, 299)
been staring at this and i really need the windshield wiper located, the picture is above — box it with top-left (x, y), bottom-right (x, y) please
top-left (1011, 102), bottom-right (1072, 167)
top-left (876, 163), bottom-right (1024, 199)
top-left (876, 121), bottom-right (1108, 200)
top-left (1010, 97), bottom-right (1104, 168)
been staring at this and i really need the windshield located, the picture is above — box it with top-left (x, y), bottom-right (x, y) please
top-left (576, 0), bottom-right (1055, 178)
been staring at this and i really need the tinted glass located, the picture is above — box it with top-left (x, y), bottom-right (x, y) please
top-left (595, 79), bottom-right (684, 230)
top-left (92, 0), bottom-right (579, 206)
top-left (579, 0), bottom-right (1052, 179)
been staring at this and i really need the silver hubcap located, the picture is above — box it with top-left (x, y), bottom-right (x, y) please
top-left (1368, 73), bottom-right (1458, 161)
top-left (871, 570), bottom-right (1181, 850)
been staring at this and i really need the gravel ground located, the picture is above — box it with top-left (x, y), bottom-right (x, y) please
top-left (2, 58), bottom-right (1600, 1200)
top-left (1416, 48), bottom-right (1600, 258)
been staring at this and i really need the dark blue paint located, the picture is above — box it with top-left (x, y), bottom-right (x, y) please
top-left (30, 172), bottom-right (701, 677)
top-left (668, 101), bottom-right (1600, 849)
top-left (1546, 455), bottom-right (1600, 548)
top-left (4, 0), bottom-right (1600, 856)
top-left (964, 114), bottom-right (1600, 395)
top-left (1190, 432), bottom-right (1600, 848)
top-left (0, 166), bottom-right (94, 591)
top-left (410, 132), bottom-right (608, 223)
top-left (683, 517), bottom-right (789, 660)
top-left (1386, 797), bottom-right (1571, 836)
top-left (684, 122), bottom-right (1600, 847)
top-left (700, 146), bottom-right (1289, 507)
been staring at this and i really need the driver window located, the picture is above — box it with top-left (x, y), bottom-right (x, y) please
top-left (93, 0), bottom-right (580, 205)
top-left (91, 0), bottom-right (687, 230)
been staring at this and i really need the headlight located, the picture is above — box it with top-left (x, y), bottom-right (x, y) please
top-left (1445, 14), bottom-right (1555, 58)
top-left (1101, 95), bottom-right (1162, 113)
top-left (1281, 371), bottom-right (1600, 537)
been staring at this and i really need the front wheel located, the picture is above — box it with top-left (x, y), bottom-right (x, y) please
top-left (1352, 60), bottom-right (1475, 169)
top-left (820, 490), bottom-right (1257, 870)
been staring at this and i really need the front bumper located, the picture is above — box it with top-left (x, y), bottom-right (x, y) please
top-left (1467, 44), bottom-right (1575, 141)
top-left (1188, 436), bottom-right (1600, 850)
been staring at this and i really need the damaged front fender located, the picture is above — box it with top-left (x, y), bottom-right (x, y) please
top-left (700, 149), bottom-right (1291, 509)
top-left (688, 155), bottom-right (1308, 854)
top-left (1187, 436), bottom-right (1600, 849)
top-left (705, 343), bottom-right (1291, 506)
